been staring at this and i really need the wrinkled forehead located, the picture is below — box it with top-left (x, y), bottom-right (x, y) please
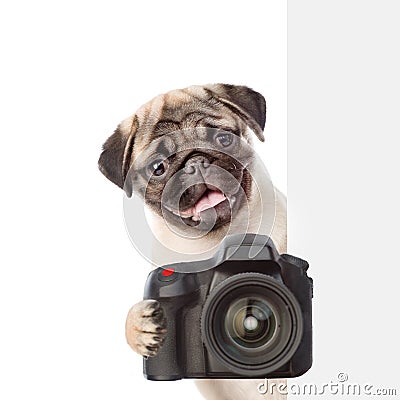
top-left (132, 89), bottom-right (245, 158)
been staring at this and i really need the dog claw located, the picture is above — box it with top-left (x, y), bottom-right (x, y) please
top-left (126, 300), bottom-right (168, 357)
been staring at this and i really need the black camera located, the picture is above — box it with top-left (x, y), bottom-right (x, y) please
top-left (143, 234), bottom-right (312, 380)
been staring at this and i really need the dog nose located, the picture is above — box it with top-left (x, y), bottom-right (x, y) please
top-left (184, 155), bottom-right (210, 174)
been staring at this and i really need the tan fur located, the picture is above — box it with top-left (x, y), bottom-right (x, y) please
top-left (100, 84), bottom-right (286, 400)
top-left (125, 299), bottom-right (166, 357)
top-left (195, 378), bottom-right (288, 400)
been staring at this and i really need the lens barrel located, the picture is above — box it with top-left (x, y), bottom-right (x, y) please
top-left (201, 273), bottom-right (303, 376)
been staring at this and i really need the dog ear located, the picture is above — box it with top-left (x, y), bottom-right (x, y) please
top-left (205, 84), bottom-right (266, 142)
top-left (98, 115), bottom-right (138, 192)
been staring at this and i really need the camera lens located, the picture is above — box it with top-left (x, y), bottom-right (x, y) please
top-left (226, 298), bottom-right (276, 348)
top-left (201, 273), bottom-right (303, 376)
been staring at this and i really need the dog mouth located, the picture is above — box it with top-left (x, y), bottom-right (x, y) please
top-left (163, 188), bottom-right (233, 223)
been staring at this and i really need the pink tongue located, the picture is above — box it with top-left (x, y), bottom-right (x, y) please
top-left (194, 190), bottom-right (226, 214)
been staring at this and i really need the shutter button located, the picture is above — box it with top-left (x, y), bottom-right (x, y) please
top-left (158, 267), bottom-right (177, 282)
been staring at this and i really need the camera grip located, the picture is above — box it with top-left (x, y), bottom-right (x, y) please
top-left (143, 299), bottom-right (183, 380)
top-left (142, 269), bottom-right (200, 380)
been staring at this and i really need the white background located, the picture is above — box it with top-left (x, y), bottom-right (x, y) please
top-left (1, 1), bottom-right (399, 400)
top-left (289, 1), bottom-right (399, 399)
top-left (0, 1), bottom-right (285, 399)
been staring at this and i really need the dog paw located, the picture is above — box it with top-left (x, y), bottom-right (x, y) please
top-left (125, 299), bottom-right (167, 357)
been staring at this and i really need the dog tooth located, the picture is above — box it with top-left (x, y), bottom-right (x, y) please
top-left (168, 206), bottom-right (198, 219)
top-left (175, 211), bottom-right (193, 219)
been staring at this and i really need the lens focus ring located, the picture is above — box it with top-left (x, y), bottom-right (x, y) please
top-left (201, 272), bottom-right (303, 376)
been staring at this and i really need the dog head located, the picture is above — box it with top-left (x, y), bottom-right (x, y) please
top-left (98, 84), bottom-right (266, 234)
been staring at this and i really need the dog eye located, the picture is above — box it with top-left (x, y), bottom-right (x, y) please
top-left (215, 133), bottom-right (233, 147)
top-left (149, 159), bottom-right (168, 177)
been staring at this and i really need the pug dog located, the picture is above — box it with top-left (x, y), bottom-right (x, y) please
top-left (98, 84), bottom-right (287, 400)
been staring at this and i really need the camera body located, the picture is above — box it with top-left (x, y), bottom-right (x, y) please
top-left (143, 234), bottom-right (313, 380)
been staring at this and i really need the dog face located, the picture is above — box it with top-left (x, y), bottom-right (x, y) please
top-left (99, 84), bottom-right (266, 234)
